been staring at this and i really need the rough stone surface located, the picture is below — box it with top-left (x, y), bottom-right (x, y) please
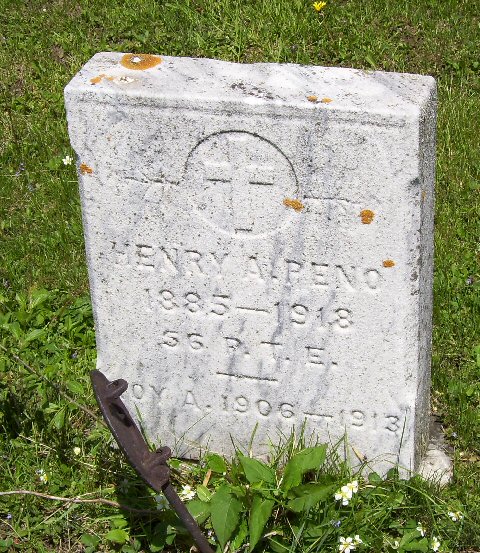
top-left (65, 53), bottom-right (436, 473)
top-left (418, 417), bottom-right (453, 486)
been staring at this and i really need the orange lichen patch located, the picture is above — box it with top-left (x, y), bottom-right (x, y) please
top-left (360, 209), bottom-right (375, 224)
top-left (321, 97), bottom-right (333, 103)
top-left (120, 53), bottom-right (162, 70)
top-left (383, 259), bottom-right (395, 268)
top-left (90, 74), bottom-right (105, 84)
top-left (90, 74), bottom-right (117, 84)
top-left (283, 198), bottom-right (305, 212)
top-left (80, 163), bottom-right (93, 175)
top-left (307, 95), bottom-right (318, 103)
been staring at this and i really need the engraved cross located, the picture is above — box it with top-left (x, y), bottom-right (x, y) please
top-left (202, 136), bottom-right (276, 233)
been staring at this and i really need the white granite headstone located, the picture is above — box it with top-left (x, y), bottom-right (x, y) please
top-left (65, 53), bottom-right (436, 472)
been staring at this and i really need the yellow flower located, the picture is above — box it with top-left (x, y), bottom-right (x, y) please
top-left (313, 1), bottom-right (327, 11)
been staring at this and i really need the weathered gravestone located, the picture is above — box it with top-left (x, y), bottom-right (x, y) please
top-left (65, 53), bottom-right (436, 472)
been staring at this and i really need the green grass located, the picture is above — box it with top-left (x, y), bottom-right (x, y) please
top-left (0, 0), bottom-right (479, 551)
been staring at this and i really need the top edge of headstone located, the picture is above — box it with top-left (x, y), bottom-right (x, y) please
top-left (65, 52), bottom-right (436, 119)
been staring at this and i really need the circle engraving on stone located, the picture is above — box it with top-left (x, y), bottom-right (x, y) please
top-left (183, 131), bottom-right (298, 237)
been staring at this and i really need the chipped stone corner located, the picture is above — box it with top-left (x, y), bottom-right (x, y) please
top-left (417, 416), bottom-right (453, 487)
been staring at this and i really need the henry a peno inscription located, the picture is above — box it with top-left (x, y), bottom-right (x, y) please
top-left (65, 53), bottom-right (436, 473)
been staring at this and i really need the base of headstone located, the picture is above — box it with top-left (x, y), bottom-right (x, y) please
top-left (418, 416), bottom-right (453, 486)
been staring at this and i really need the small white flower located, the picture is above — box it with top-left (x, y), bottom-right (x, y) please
top-left (416, 523), bottom-right (426, 537)
top-left (448, 510), bottom-right (463, 522)
top-left (154, 494), bottom-right (170, 510)
top-left (431, 536), bottom-right (440, 552)
top-left (353, 535), bottom-right (363, 545)
top-left (180, 484), bottom-right (196, 501)
top-left (207, 529), bottom-right (216, 543)
top-left (392, 540), bottom-right (400, 550)
top-left (335, 485), bottom-right (353, 505)
top-left (339, 536), bottom-right (356, 553)
top-left (62, 155), bottom-right (73, 166)
top-left (73, 446), bottom-right (81, 456)
top-left (347, 480), bottom-right (359, 494)
top-left (36, 469), bottom-right (48, 484)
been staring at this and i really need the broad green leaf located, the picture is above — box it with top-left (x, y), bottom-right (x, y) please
top-left (249, 496), bottom-right (274, 551)
top-left (399, 530), bottom-right (422, 548)
top-left (303, 524), bottom-right (325, 539)
top-left (206, 453), bottom-right (227, 473)
top-left (388, 491), bottom-right (405, 507)
top-left (368, 472), bottom-right (383, 484)
top-left (52, 407), bottom-right (66, 430)
top-left (105, 529), bottom-right (129, 544)
top-left (8, 322), bottom-right (22, 341)
top-left (196, 484), bottom-right (212, 502)
top-left (239, 455), bottom-right (276, 485)
top-left (149, 522), bottom-right (168, 552)
top-left (187, 499), bottom-right (211, 525)
top-left (65, 379), bottom-right (85, 395)
top-left (111, 516), bottom-right (128, 528)
top-left (81, 534), bottom-right (100, 547)
top-left (365, 53), bottom-right (376, 68)
top-left (23, 328), bottom-right (46, 344)
top-left (169, 459), bottom-right (181, 469)
top-left (231, 519), bottom-right (249, 551)
top-left (121, 545), bottom-right (138, 553)
top-left (15, 308), bottom-right (28, 325)
top-left (46, 157), bottom-right (61, 170)
top-left (281, 445), bottom-right (327, 491)
top-left (403, 538), bottom-right (429, 552)
top-left (287, 483), bottom-right (335, 512)
top-left (210, 485), bottom-right (243, 549)
top-left (466, 385), bottom-right (476, 397)
top-left (387, 467), bottom-right (399, 479)
top-left (29, 289), bottom-right (51, 310)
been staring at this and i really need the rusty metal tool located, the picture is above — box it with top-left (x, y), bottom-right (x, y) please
top-left (90, 370), bottom-right (214, 553)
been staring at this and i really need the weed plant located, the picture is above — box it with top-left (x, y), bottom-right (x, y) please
top-left (0, 0), bottom-right (479, 551)
top-left (0, 288), bottom-right (477, 550)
